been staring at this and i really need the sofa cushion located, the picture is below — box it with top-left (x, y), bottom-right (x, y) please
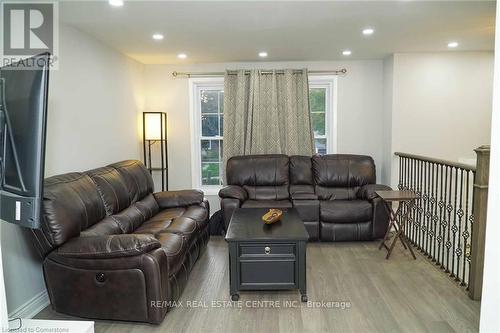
top-left (108, 205), bottom-right (147, 233)
top-left (135, 212), bottom-right (198, 247)
top-left (183, 205), bottom-right (209, 229)
top-left (156, 232), bottom-right (188, 277)
top-left (54, 234), bottom-right (161, 259)
top-left (43, 173), bottom-right (107, 246)
top-left (108, 160), bottom-right (154, 203)
top-left (241, 200), bottom-right (292, 209)
top-left (163, 217), bottom-right (198, 239)
top-left (133, 208), bottom-right (186, 234)
top-left (320, 200), bottom-right (372, 223)
top-left (243, 185), bottom-right (289, 200)
top-left (226, 154), bottom-right (289, 186)
top-left (312, 154), bottom-right (375, 188)
top-left (80, 217), bottom-right (123, 237)
top-left (290, 185), bottom-right (316, 199)
top-left (86, 167), bottom-right (130, 215)
top-left (315, 186), bottom-right (360, 200)
top-left (135, 193), bottom-right (160, 220)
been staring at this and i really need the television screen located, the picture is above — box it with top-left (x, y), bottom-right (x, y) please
top-left (0, 53), bottom-right (50, 228)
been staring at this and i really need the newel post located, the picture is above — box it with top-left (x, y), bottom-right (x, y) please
top-left (468, 145), bottom-right (490, 300)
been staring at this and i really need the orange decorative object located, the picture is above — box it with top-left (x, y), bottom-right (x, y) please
top-left (262, 209), bottom-right (283, 225)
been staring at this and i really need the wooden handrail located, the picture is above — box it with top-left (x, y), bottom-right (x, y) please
top-left (394, 152), bottom-right (476, 172)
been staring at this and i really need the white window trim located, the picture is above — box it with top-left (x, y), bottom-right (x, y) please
top-left (189, 77), bottom-right (224, 195)
top-left (309, 75), bottom-right (338, 154)
top-left (189, 75), bottom-right (338, 195)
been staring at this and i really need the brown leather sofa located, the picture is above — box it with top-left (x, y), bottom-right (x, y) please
top-left (32, 160), bottom-right (209, 324)
top-left (219, 154), bottom-right (391, 241)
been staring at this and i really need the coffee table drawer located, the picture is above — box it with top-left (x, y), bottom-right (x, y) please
top-left (239, 260), bottom-right (296, 289)
top-left (239, 243), bottom-right (295, 257)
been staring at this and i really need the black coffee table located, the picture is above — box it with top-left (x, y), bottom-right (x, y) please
top-left (225, 208), bottom-right (309, 302)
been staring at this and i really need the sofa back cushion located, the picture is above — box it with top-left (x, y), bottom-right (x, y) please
top-left (42, 173), bottom-right (107, 247)
top-left (289, 156), bottom-right (313, 185)
top-left (289, 155), bottom-right (315, 197)
top-left (108, 160), bottom-right (154, 203)
top-left (86, 167), bottom-right (130, 215)
top-left (226, 155), bottom-right (289, 200)
top-left (312, 155), bottom-right (375, 200)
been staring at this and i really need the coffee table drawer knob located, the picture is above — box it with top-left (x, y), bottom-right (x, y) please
top-left (264, 246), bottom-right (271, 254)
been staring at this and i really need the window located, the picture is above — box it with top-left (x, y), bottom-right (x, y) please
top-left (309, 76), bottom-right (337, 155)
top-left (190, 76), bottom-right (336, 192)
top-left (190, 78), bottom-right (225, 193)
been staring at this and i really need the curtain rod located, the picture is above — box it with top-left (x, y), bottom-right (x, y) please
top-left (172, 69), bottom-right (347, 78)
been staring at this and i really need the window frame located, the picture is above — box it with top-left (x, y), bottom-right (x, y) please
top-left (189, 77), bottom-right (225, 195)
top-left (189, 75), bottom-right (337, 194)
top-left (308, 75), bottom-right (338, 155)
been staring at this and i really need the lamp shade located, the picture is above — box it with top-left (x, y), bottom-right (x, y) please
top-left (144, 113), bottom-right (164, 140)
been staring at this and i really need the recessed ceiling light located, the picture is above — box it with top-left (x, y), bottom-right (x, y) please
top-left (109, 0), bottom-right (124, 7)
top-left (177, 53), bottom-right (187, 59)
top-left (362, 28), bottom-right (375, 35)
top-left (342, 50), bottom-right (352, 56)
top-left (258, 52), bottom-right (268, 58)
top-left (448, 41), bottom-right (459, 48)
top-left (152, 33), bottom-right (164, 41)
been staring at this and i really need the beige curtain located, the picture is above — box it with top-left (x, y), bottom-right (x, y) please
top-left (223, 69), bottom-right (314, 167)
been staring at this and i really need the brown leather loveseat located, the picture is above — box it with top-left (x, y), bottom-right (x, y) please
top-left (219, 154), bottom-right (391, 241)
top-left (33, 160), bottom-right (209, 324)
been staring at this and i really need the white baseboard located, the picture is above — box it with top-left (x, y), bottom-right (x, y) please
top-left (8, 290), bottom-right (49, 319)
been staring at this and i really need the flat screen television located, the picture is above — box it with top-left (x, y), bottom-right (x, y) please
top-left (0, 53), bottom-right (50, 229)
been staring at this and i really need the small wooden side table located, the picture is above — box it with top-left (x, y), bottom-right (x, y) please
top-left (376, 190), bottom-right (419, 260)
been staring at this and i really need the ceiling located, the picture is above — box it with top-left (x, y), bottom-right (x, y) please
top-left (60, 1), bottom-right (496, 64)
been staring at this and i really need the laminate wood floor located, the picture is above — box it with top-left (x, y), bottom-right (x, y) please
top-left (36, 237), bottom-right (480, 333)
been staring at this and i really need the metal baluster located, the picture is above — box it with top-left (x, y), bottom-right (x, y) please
top-left (445, 167), bottom-right (453, 273)
top-left (437, 164), bottom-right (445, 267)
top-left (450, 167), bottom-right (459, 278)
top-left (402, 157), bottom-right (407, 233)
top-left (467, 171), bottom-right (475, 288)
top-left (432, 163), bottom-right (438, 261)
top-left (424, 161), bottom-right (430, 255)
top-left (428, 162), bottom-right (435, 259)
top-left (394, 152), bottom-right (476, 290)
top-left (456, 169), bottom-right (464, 282)
top-left (461, 170), bottom-right (470, 285)
top-left (411, 158), bottom-right (416, 243)
top-left (403, 159), bottom-right (412, 237)
top-left (398, 157), bottom-right (403, 190)
top-left (404, 157), bottom-right (409, 190)
top-left (418, 160), bottom-right (424, 251)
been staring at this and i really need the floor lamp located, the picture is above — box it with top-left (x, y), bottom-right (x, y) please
top-left (143, 112), bottom-right (168, 191)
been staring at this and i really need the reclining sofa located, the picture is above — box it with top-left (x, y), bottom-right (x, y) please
top-left (219, 154), bottom-right (391, 241)
top-left (33, 160), bottom-right (209, 324)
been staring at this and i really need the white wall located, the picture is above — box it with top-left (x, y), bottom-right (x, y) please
top-left (479, 4), bottom-right (500, 331)
top-left (385, 52), bottom-right (494, 187)
top-left (1, 22), bottom-right (144, 316)
top-left (143, 60), bottom-right (385, 211)
top-left (382, 56), bottom-right (394, 186)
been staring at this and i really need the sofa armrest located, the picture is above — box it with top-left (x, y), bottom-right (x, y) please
top-left (221, 198), bottom-right (241, 229)
top-left (219, 185), bottom-right (248, 201)
top-left (357, 184), bottom-right (392, 201)
top-left (54, 234), bottom-right (161, 259)
top-left (153, 189), bottom-right (204, 209)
